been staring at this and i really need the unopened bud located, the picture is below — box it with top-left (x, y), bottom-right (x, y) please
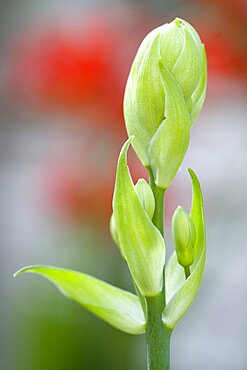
top-left (110, 214), bottom-right (120, 247)
top-left (124, 18), bottom-right (207, 189)
top-left (172, 206), bottom-right (196, 268)
top-left (135, 179), bottom-right (155, 219)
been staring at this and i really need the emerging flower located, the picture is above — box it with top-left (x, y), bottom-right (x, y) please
top-left (124, 18), bottom-right (207, 189)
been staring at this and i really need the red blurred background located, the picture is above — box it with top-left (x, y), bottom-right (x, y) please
top-left (2, 1), bottom-right (246, 225)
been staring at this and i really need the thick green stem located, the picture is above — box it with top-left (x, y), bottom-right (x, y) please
top-left (145, 168), bottom-right (171, 370)
top-left (146, 294), bottom-right (172, 370)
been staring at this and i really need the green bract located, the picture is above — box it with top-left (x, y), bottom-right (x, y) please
top-left (14, 265), bottom-right (145, 335)
top-left (110, 178), bottom-right (155, 251)
top-left (124, 18), bottom-right (207, 189)
top-left (172, 206), bottom-right (196, 268)
top-left (163, 169), bottom-right (206, 329)
top-left (113, 138), bottom-right (165, 297)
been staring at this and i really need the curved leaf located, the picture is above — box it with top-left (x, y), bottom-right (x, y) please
top-left (14, 265), bottom-right (146, 335)
top-left (163, 169), bottom-right (206, 329)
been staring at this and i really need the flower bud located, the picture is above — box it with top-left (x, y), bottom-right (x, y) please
top-left (172, 206), bottom-right (196, 268)
top-left (124, 18), bottom-right (207, 189)
top-left (110, 214), bottom-right (120, 247)
top-left (135, 178), bottom-right (155, 219)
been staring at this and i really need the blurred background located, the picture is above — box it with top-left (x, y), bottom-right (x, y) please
top-left (0, 0), bottom-right (247, 369)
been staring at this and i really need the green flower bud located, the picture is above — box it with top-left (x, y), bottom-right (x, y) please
top-left (172, 206), bottom-right (196, 268)
top-left (110, 214), bottom-right (120, 247)
top-left (135, 178), bottom-right (155, 219)
top-left (124, 18), bottom-right (207, 189)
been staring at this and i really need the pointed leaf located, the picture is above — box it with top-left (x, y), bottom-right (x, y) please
top-left (113, 138), bottom-right (165, 297)
top-left (14, 265), bottom-right (146, 335)
top-left (163, 169), bottom-right (206, 329)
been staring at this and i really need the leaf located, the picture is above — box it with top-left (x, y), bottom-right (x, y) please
top-left (14, 265), bottom-right (146, 335)
top-left (113, 138), bottom-right (165, 297)
top-left (163, 168), bottom-right (206, 329)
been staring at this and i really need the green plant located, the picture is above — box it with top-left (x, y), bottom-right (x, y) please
top-left (15, 18), bottom-right (207, 370)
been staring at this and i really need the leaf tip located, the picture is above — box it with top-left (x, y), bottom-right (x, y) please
top-left (13, 265), bottom-right (46, 278)
top-left (188, 168), bottom-right (202, 189)
top-left (188, 167), bottom-right (195, 177)
top-left (13, 266), bottom-right (30, 278)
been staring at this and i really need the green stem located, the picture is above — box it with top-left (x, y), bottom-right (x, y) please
top-left (146, 167), bottom-right (171, 370)
top-left (146, 294), bottom-right (172, 370)
top-left (148, 168), bottom-right (165, 236)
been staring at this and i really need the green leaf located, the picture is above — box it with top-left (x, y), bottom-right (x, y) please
top-left (163, 168), bottom-right (206, 329)
top-left (113, 138), bottom-right (165, 297)
top-left (14, 265), bottom-right (146, 335)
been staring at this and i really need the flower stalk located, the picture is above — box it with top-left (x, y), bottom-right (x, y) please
top-left (146, 294), bottom-right (171, 370)
top-left (145, 167), bottom-right (171, 370)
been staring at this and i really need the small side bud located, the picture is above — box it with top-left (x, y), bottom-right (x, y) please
top-left (135, 179), bottom-right (155, 219)
top-left (172, 206), bottom-right (196, 268)
top-left (110, 215), bottom-right (120, 247)
top-left (110, 215), bottom-right (126, 260)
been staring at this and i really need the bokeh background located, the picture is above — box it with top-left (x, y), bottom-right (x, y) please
top-left (0, 0), bottom-right (247, 369)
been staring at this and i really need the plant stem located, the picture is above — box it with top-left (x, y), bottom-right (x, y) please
top-left (146, 294), bottom-right (172, 370)
top-left (148, 168), bottom-right (165, 236)
top-left (146, 168), bottom-right (171, 370)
